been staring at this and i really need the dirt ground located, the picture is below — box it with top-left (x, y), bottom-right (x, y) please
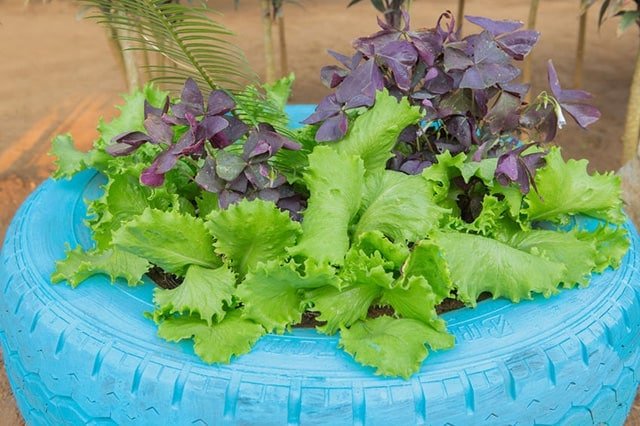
top-left (0, 0), bottom-right (639, 423)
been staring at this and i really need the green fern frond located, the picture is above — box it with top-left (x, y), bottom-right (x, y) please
top-left (80, 0), bottom-right (257, 92)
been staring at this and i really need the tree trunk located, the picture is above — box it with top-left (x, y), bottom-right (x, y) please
top-left (456, 0), bottom-right (465, 32)
top-left (523, 0), bottom-right (540, 102)
top-left (277, 14), bottom-right (288, 77)
top-left (622, 44), bottom-right (640, 163)
top-left (260, 0), bottom-right (276, 83)
top-left (574, 9), bottom-right (588, 88)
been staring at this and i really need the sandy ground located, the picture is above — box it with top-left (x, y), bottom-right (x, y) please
top-left (0, 0), bottom-right (639, 423)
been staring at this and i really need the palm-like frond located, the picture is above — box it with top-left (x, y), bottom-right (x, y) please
top-left (80, 0), bottom-right (257, 92)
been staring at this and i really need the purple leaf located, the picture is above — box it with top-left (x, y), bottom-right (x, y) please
top-left (486, 91), bottom-right (521, 133)
top-left (211, 116), bottom-right (249, 149)
top-left (197, 115), bottom-right (229, 141)
top-left (459, 63), bottom-right (520, 89)
top-left (547, 60), bottom-right (601, 128)
top-left (315, 112), bottom-right (349, 142)
top-left (336, 58), bottom-right (384, 108)
top-left (144, 115), bottom-right (173, 145)
top-left (411, 32), bottom-right (442, 66)
top-left (144, 97), bottom-right (170, 119)
top-left (497, 30), bottom-right (539, 60)
top-left (495, 145), bottom-right (545, 194)
top-left (561, 103), bottom-right (601, 129)
top-left (321, 65), bottom-right (349, 88)
top-left (195, 157), bottom-right (225, 193)
top-left (446, 116), bottom-right (474, 147)
top-left (443, 45), bottom-right (474, 71)
top-left (227, 174), bottom-right (249, 193)
top-left (106, 131), bottom-right (151, 156)
top-left (207, 90), bottom-right (235, 116)
top-left (215, 151), bottom-right (246, 181)
top-left (466, 15), bottom-right (523, 36)
top-left (302, 94), bottom-right (342, 124)
top-left (376, 41), bottom-right (418, 91)
top-left (219, 190), bottom-right (243, 209)
top-left (172, 78), bottom-right (204, 118)
top-left (140, 161), bottom-right (167, 187)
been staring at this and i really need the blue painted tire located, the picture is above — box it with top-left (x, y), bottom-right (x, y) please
top-left (0, 107), bottom-right (639, 424)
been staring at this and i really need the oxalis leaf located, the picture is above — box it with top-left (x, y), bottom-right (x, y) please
top-left (339, 316), bottom-right (454, 379)
top-left (335, 90), bottom-right (422, 174)
top-left (153, 264), bottom-right (236, 326)
top-left (113, 208), bottom-right (220, 275)
top-left (289, 146), bottom-right (365, 265)
top-left (157, 311), bottom-right (265, 364)
top-left (52, 246), bottom-right (149, 288)
top-left (206, 199), bottom-right (301, 277)
top-left (434, 231), bottom-right (565, 306)
top-left (353, 170), bottom-right (446, 242)
top-left (236, 260), bottom-right (338, 333)
top-left (524, 147), bottom-right (625, 225)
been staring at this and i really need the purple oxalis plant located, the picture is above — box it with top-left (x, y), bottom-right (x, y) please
top-left (106, 78), bottom-right (304, 217)
top-left (306, 11), bottom-right (600, 198)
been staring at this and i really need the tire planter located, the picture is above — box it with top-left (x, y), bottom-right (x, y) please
top-left (1, 109), bottom-right (640, 425)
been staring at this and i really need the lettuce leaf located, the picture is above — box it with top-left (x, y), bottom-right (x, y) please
top-left (339, 316), bottom-right (453, 379)
top-left (356, 231), bottom-right (409, 270)
top-left (575, 225), bottom-right (630, 272)
top-left (153, 264), bottom-right (236, 325)
top-left (113, 208), bottom-right (220, 275)
top-left (381, 276), bottom-right (445, 327)
top-left (236, 260), bottom-right (335, 333)
top-left (289, 146), bottom-right (365, 264)
top-left (524, 147), bottom-right (625, 225)
top-left (50, 134), bottom-right (96, 179)
top-left (435, 231), bottom-right (565, 305)
top-left (206, 199), bottom-right (301, 277)
top-left (507, 229), bottom-right (597, 287)
top-left (353, 171), bottom-right (445, 242)
top-left (157, 311), bottom-right (265, 364)
top-left (336, 90), bottom-right (422, 173)
top-left (401, 240), bottom-right (453, 303)
top-left (52, 246), bottom-right (149, 287)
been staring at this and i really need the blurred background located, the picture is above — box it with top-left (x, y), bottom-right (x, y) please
top-left (0, 0), bottom-right (639, 423)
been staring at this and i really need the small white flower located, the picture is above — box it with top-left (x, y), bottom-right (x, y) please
top-left (555, 103), bottom-right (567, 129)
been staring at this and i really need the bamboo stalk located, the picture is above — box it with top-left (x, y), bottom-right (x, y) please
top-left (277, 14), bottom-right (288, 77)
top-left (523, 0), bottom-right (540, 102)
top-left (457, 0), bottom-right (465, 32)
top-left (574, 8), bottom-right (588, 88)
top-left (103, 26), bottom-right (129, 89)
top-left (622, 45), bottom-right (640, 162)
top-left (261, 0), bottom-right (276, 83)
top-left (115, 13), bottom-right (140, 91)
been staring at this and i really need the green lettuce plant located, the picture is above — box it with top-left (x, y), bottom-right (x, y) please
top-left (50, 12), bottom-right (629, 379)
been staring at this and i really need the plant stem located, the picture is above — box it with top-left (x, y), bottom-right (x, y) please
top-left (277, 13), bottom-right (288, 77)
top-left (574, 8), bottom-right (588, 88)
top-left (261, 0), bottom-right (276, 83)
top-left (456, 0), bottom-right (465, 32)
top-left (523, 0), bottom-right (540, 103)
top-left (622, 44), bottom-right (640, 162)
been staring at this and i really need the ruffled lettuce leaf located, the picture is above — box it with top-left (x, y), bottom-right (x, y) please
top-left (575, 225), bottom-right (630, 272)
top-left (445, 194), bottom-right (510, 237)
top-left (507, 229), bottom-right (597, 287)
top-left (157, 311), bottom-right (265, 364)
top-left (305, 283), bottom-right (381, 335)
top-left (336, 90), bottom-right (422, 173)
top-left (289, 146), bottom-right (365, 264)
top-left (236, 260), bottom-right (337, 333)
top-left (153, 264), bottom-right (236, 325)
top-left (88, 171), bottom-right (178, 249)
top-left (353, 171), bottom-right (445, 242)
top-left (52, 246), bottom-right (149, 287)
top-left (435, 231), bottom-right (565, 305)
top-left (113, 208), bottom-right (220, 275)
top-left (50, 134), bottom-right (97, 179)
top-left (524, 147), bottom-right (625, 225)
top-left (381, 276), bottom-right (445, 327)
top-left (401, 240), bottom-right (453, 303)
top-left (422, 151), bottom-right (467, 203)
top-left (206, 199), bottom-right (301, 277)
top-left (339, 316), bottom-right (454, 379)
top-left (356, 231), bottom-right (409, 271)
